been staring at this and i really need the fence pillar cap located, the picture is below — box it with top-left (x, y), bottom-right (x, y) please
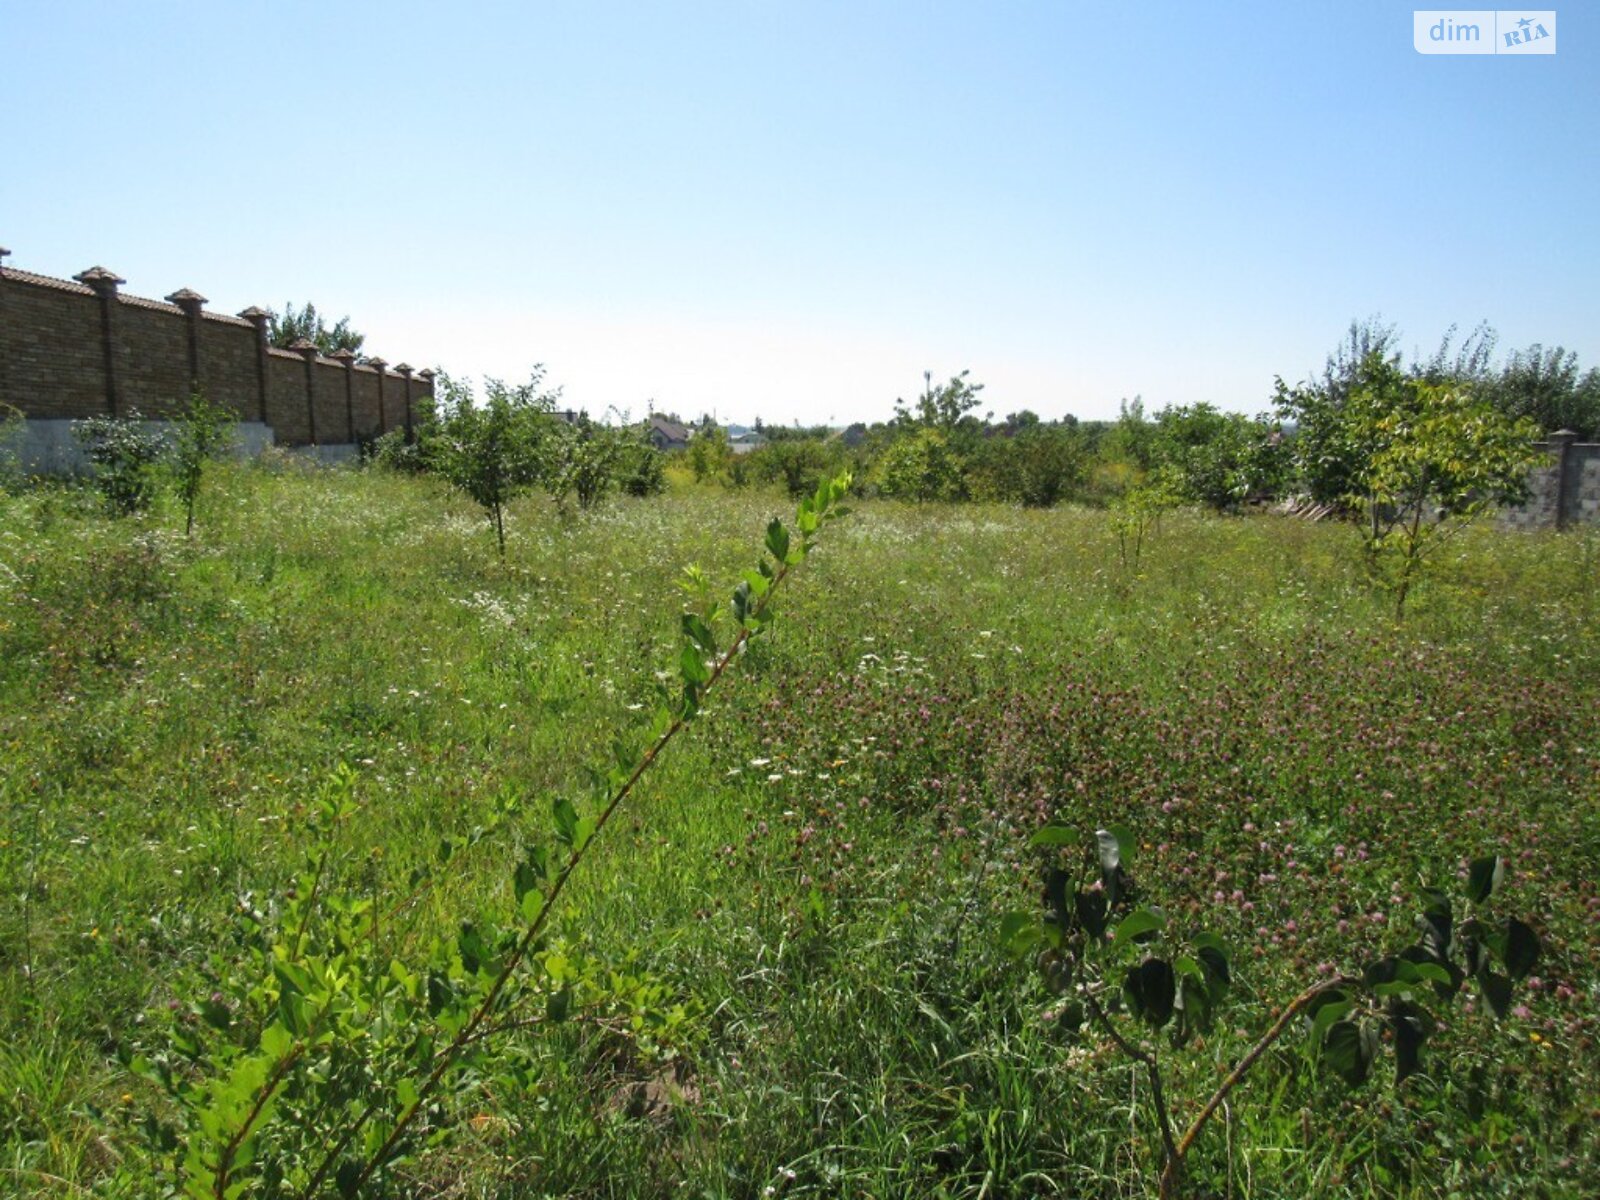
top-left (237, 305), bottom-right (271, 322)
top-left (417, 368), bottom-right (436, 381)
top-left (329, 347), bottom-right (358, 364)
top-left (367, 356), bottom-right (389, 370)
top-left (165, 287), bottom-right (208, 310)
top-left (1551, 429), bottom-right (1578, 441)
top-left (288, 337), bottom-right (320, 358)
top-left (394, 362), bottom-right (413, 375)
top-left (74, 265), bottom-right (125, 289)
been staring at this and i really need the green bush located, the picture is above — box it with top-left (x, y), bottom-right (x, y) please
top-left (72, 410), bottom-right (163, 515)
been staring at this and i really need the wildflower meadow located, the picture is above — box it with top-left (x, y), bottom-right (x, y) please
top-left (1, 462), bottom-right (1596, 1197)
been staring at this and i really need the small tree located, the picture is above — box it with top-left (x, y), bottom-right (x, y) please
top-left (893, 369), bottom-right (985, 432)
top-left (433, 371), bottom-right (556, 555)
top-left (969, 424), bottom-right (1087, 507)
top-left (168, 392), bottom-right (236, 536)
top-left (751, 438), bottom-right (835, 499)
top-left (73, 410), bottom-right (163, 516)
top-left (618, 440), bottom-right (668, 497)
top-left (686, 424), bottom-right (732, 483)
top-left (1346, 371), bottom-right (1541, 618)
top-left (874, 427), bottom-right (967, 502)
top-left (1003, 827), bottom-right (1541, 1199)
top-left (545, 416), bottom-right (624, 512)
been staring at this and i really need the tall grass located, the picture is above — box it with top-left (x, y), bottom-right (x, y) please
top-left (1, 463), bottom-right (1596, 1196)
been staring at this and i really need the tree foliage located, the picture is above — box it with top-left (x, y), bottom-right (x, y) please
top-left (268, 302), bottom-right (365, 356)
top-left (1345, 366), bottom-right (1541, 617)
top-left (72, 409), bottom-right (164, 515)
top-left (1152, 403), bottom-right (1286, 512)
top-left (169, 391), bottom-right (236, 536)
top-left (874, 427), bottom-right (967, 502)
top-left (431, 370), bottom-right (558, 554)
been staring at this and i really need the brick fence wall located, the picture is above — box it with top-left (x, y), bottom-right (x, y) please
top-left (1498, 434), bottom-right (1600, 531)
top-left (0, 249), bottom-right (432, 445)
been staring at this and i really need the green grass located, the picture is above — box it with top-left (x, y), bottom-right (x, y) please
top-left (1, 463), bottom-right (1597, 1198)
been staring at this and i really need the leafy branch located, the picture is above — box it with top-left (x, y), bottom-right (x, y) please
top-left (1003, 827), bottom-right (1542, 1198)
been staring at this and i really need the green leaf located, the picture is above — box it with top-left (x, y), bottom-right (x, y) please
top-left (1196, 945), bottom-right (1230, 994)
top-left (552, 796), bottom-right (580, 846)
top-left (1466, 856), bottom-right (1503, 905)
top-left (1095, 827), bottom-right (1125, 875)
top-left (764, 519), bottom-right (790, 564)
top-left (1123, 958), bottom-right (1176, 1028)
top-left (1478, 970), bottom-right (1513, 1019)
top-left (1503, 918), bottom-right (1540, 981)
top-left (999, 912), bottom-right (1042, 959)
top-left (572, 816), bottom-right (597, 854)
top-left (679, 643), bottom-right (711, 687)
top-left (1322, 1019), bottom-right (1373, 1085)
top-left (1043, 867), bottom-right (1069, 926)
top-left (681, 612), bottom-right (718, 656)
top-left (520, 889), bottom-right (545, 923)
top-left (1307, 991), bottom-right (1353, 1053)
top-left (1416, 892), bottom-right (1452, 962)
top-left (396, 1077), bottom-right (419, 1111)
top-left (259, 1021), bottom-right (293, 1060)
top-left (1074, 888), bottom-right (1108, 941)
top-left (1113, 906), bottom-right (1166, 946)
top-left (547, 986), bottom-right (572, 1023)
top-left (335, 1161), bottom-right (363, 1198)
top-left (1029, 825), bottom-right (1076, 848)
top-left (1390, 1005), bottom-right (1429, 1084)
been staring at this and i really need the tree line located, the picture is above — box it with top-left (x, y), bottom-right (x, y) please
top-left (683, 319), bottom-right (1593, 516)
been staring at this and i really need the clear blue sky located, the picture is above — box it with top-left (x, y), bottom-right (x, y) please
top-left (3, 2), bottom-right (1594, 425)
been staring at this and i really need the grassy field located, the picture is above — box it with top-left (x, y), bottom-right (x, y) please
top-left (2, 461), bottom-right (1597, 1198)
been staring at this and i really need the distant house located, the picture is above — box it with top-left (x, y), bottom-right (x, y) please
top-left (728, 430), bottom-right (767, 455)
top-left (647, 415), bottom-right (692, 451)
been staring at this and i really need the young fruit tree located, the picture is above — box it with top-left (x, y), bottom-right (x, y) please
top-left (432, 371), bottom-right (558, 555)
top-left (169, 391), bottom-right (236, 536)
top-left (1342, 355), bottom-right (1542, 618)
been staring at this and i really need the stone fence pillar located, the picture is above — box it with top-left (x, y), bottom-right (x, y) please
top-left (73, 266), bottom-right (126, 415)
top-left (290, 338), bottom-right (320, 444)
top-left (330, 348), bottom-right (358, 442)
top-left (395, 364), bottom-right (414, 442)
top-left (165, 288), bottom-right (208, 399)
top-left (238, 307), bottom-right (272, 423)
top-left (1551, 429), bottom-right (1577, 531)
top-left (368, 357), bottom-right (389, 433)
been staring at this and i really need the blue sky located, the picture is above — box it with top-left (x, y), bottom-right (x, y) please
top-left (3, 2), bottom-right (1594, 425)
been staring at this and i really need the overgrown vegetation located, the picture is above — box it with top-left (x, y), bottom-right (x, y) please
top-left (373, 369), bottom-right (668, 551)
top-left (1, 461), bottom-right (1596, 1197)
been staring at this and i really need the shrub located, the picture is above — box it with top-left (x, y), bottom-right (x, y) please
top-left (618, 441), bottom-right (667, 497)
top-left (874, 428), bottom-right (966, 502)
top-left (72, 410), bottom-right (163, 515)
